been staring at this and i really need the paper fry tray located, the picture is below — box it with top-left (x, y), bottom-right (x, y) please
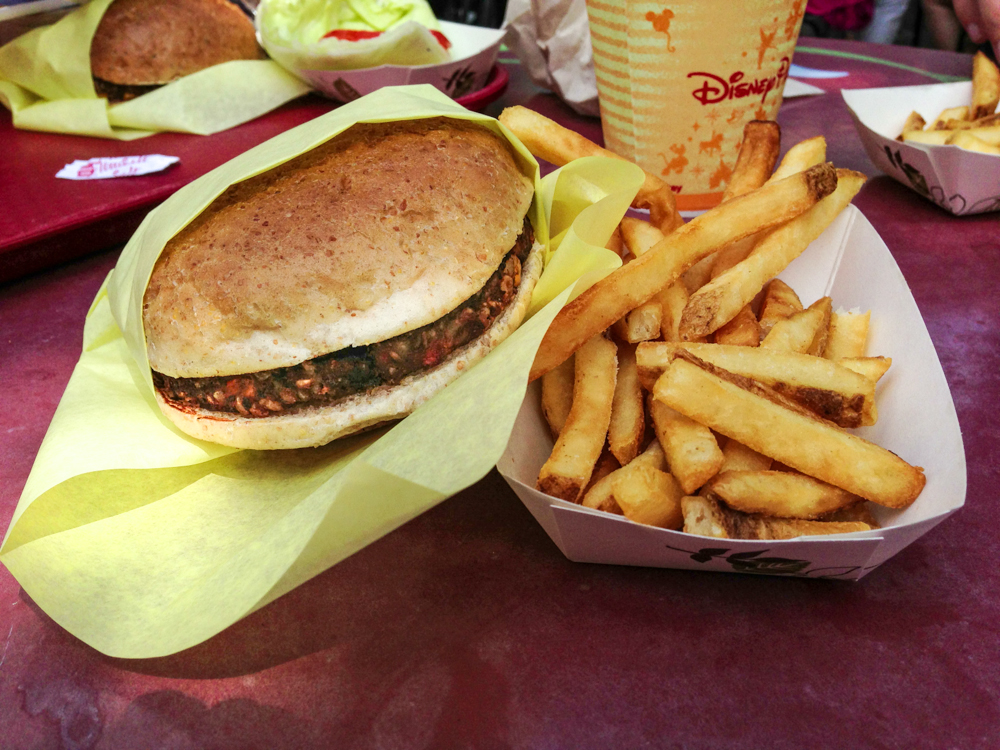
top-left (497, 206), bottom-right (966, 580)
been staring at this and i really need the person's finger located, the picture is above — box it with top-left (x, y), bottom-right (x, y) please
top-left (953, 0), bottom-right (987, 42)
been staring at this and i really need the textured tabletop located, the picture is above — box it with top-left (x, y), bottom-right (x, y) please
top-left (1, 39), bottom-right (998, 749)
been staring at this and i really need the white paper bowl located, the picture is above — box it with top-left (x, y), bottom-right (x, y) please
top-left (844, 82), bottom-right (1000, 215)
top-left (273, 20), bottom-right (505, 104)
top-left (497, 207), bottom-right (966, 580)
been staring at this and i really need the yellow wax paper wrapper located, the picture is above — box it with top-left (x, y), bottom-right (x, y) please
top-left (0, 0), bottom-right (311, 139)
top-left (0, 84), bottom-right (642, 658)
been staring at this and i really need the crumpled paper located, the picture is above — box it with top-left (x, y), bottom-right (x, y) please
top-left (0, 84), bottom-right (642, 658)
top-left (0, 0), bottom-right (311, 139)
top-left (503, 0), bottom-right (599, 116)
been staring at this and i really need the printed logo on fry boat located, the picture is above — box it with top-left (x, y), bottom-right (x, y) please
top-left (688, 57), bottom-right (790, 106)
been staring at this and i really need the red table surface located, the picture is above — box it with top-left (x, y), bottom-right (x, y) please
top-left (2, 40), bottom-right (999, 749)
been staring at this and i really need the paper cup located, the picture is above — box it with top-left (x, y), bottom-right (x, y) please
top-left (585, 0), bottom-right (805, 210)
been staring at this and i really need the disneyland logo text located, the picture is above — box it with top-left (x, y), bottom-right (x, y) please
top-left (687, 57), bottom-right (790, 106)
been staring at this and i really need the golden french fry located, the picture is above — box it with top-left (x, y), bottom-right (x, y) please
top-left (761, 304), bottom-right (826, 353)
top-left (820, 501), bottom-right (880, 528)
top-left (902, 129), bottom-right (952, 145)
top-left (769, 135), bottom-right (827, 181)
top-left (529, 164), bottom-right (839, 381)
top-left (606, 225), bottom-right (627, 259)
top-left (942, 113), bottom-right (1000, 130)
top-left (897, 112), bottom-right (927, 140)
top-left (972, 50), bottom-right (1000, 120)
top-left (962, 125), bottom-right (1000, 145)
top-left (806, 296), bottom-right (833, 356)
top-left (619, 216), bottom-right (665, 257)
top-left (824, 311), bottom-right (870, 360)
top-left (584, 448), bottom-right (621, 497)
top-left (722, 120), bottom-right (782, 201)
top-left (636, 341), bottom-right (877, 427)
top-left (537, 335), bottom-right (617, 502)
top-left (948, 131), bottom-right (1000, 155)
top-left (707, 469), bottom-right (862, 519)
top-left (679, 170), bottom-right (865, 341)
top-left (613, 464), bottom-right (685, 529)
top-left (681, 253), bottom-right (717, 294)
top-left (657, 281), bottom-right (690, 343)
top-left (649, 396), bottom-right (724, 494)
top-left (932, 105), bottom-right (969, 129)
top-left (681, 495), bottom-right (871, 539)
top-left (713, 305), bottom-right (761, 347)
top-left (839, 356), bottom-right (891, 382)
top-left (582, 439), bottom-right (665, 511)
top-left (609, 342), bottom-right (645, 465)
top-left (758, 279), bottom-right (803, 336)
top-left (720, 438), bottom-right (772, 472)
top-left (653, 356), bottom-right (926, 508)
top-left (710, 236), bottom-right (757, 278)
top-left (540, 354), bottom-right (575, 438)
top-left (620, 302), bottom-right (662, 343)
top-left (498, 106), bottom-right (683, 232)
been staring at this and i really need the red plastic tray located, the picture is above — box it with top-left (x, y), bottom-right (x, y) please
top-left (0, 65), bottom-right (509, 283)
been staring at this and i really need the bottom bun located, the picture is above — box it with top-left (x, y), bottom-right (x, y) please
top-left (155, 241), bottom-right (544, 450)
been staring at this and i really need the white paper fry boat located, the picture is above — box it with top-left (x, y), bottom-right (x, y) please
top-left (844, 83), bottom-right (1000, 215)
top-left (497, 206), bottom-right (966, 580)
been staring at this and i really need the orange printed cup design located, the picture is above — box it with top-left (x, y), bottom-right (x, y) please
top-left (586, 0), bottom-right (806, 210)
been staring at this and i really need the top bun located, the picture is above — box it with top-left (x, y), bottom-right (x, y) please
top-left (143, 118), bottom-right (535, 378)
top-left (90, 0), bottom-right (263, 86)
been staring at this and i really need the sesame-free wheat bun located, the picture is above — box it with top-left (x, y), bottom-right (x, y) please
top-left (90, 0), bottom-right (264, 102)
top-left (143, 118), bottom-right (540, 450)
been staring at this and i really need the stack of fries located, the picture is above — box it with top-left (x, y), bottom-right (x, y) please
top-left (499, 107), bottom-right (927, 542)
top-left (898, 51), bottom-right (1000, 155)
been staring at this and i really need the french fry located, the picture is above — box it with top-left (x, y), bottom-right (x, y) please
top-left (948, 131), bottom-right (1000, 155)
top-left (805, 296), bottom-right (833, 356)
top-left (657, 281), bottom-right (690, 343)
top-left (820, 501), bottom-right (880, 528)
top-left (619, 216), bottom-right (665, 257)
top-left (584, 449), bottom-right (621, 497)
top-left (962, 125), bottom-right (1000, 145)
top-left (679, 170), bottom-right (865, 341)
top-left (529, 164), bottom-right (839, 381)
top-left (540, 355), bottom-right (575, 438)
top-left (498, 106), bottom-right (683, 232)
top-left (635, 342), bottom-right (877, 427)
top-left (902, 130), bottom-right (952, 145)
top-left (681, 495), bottom-right (871, 539)
top-left (931, 105), bottom-right (969, 129)
top-left (760, 304), bottom-right (826, 353)
top-left (942, 113), bottom-right (1000, 131)
top-left (707, 469), bottom-right (862, 519)
top-left (722, 120), bottom-right (781, 201)
top-left (971, 50), bottom-right (1000, 120)
top-left (824, 311), bottom-right (870, 360)
top-left (582, 439), bottom-right (665, 511)
top-left (839, 356), bottom-right (891, 382)
top-left (682, 254), bottom-right (717, 294)
top-left (609, 343), bottom-right (644, 465)
top-left (649, 396), bottom-right (724, 494)
top-left (713, 305), bottom-right (761, 347)
top-left (606, 225), bottom-right (627, 259)
top-left (537, 335), bottom-right (617, 502)
top-left (720, 438), bottom-right (772, 472)
top-left (613, 463), bottom-right (685, 529)
top-left (768, 135), bottom-right (827, 182)
top-left (620, 302), bottom-right (662, 343)
top-left (653, 356), bottom-right (926, 508)
top-left (757, 279), bottom-right (802, 336)
top-left (896, 112), bottom-right (927, 140)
